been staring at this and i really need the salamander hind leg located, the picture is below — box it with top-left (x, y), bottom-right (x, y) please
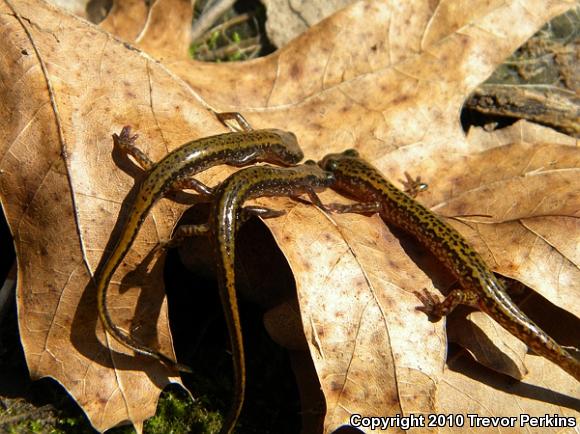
top-left (156, 207), bottom-right (285, 252)
top-left (243, 205), bottom-right (286, 220)
top-left (155, 223), bottom-right (211, 252)
top-left (414, 288), bottom-right (477, 321)
top-left (112, 126), bottom-right (154, 170)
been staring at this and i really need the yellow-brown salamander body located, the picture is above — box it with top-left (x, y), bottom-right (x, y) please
top-left (319, 149), bottom-right (580, 381)
top-left (96, 127), bottom-right (304, 371)
top-left (205, 162), bottom-right (334, 433)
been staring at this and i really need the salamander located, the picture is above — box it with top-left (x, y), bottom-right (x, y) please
top-left (95, 125), bottom-right (304, 371)
top-left (176, 161), bottom-right (334, 433)
top-left (319, 149), bottom-right (580, 381)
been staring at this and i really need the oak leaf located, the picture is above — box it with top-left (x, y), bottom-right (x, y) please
top-left (0, 0), bottom-right (577, 433)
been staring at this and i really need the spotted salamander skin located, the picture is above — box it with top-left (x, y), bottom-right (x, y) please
top-left (319, 150), bottom-right (580, 382)
top-left (208, 163), bottom-right (334, 434)
top-left (96, 129), bottom-right (304, 371)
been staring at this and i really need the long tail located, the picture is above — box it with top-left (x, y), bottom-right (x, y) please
top-left (485, 287), bottom-right (580, 381)
top-left (95, 209), bottom-right (190, 372)
top-left (216, 230), bottom-right (246, 434)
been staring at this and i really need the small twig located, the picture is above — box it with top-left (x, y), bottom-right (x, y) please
top-left (198, 12), bottom-right (254, 44)
top-left (245, 44), bottom-right (261, 59)
top-left (197, 36), bottom-right (261, 62)
top-left (191, 0), bottom-right (236, 42)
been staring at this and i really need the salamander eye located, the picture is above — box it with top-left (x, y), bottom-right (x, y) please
top-left (304, 159), bottom-right (316, 165)
top-left (326, 159), bottom-right (338, 171)
top-left (343, 149), bottom-right (359, 157)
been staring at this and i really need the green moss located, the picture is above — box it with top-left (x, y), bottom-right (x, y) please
top-left (52, 416), bottom-right (94, 433)
top-left (189, 0), bottom-right (270, 62)
top-left (144, 389), bottom-right (222, 434)
top-left (30, 420), bottom-right (44, 432)
top-left (208, 31), bottom-right (220, 50)
top-left (6, 420), bottom-right (46, 434)
top-left (189, 43), bottom-right (200, 58)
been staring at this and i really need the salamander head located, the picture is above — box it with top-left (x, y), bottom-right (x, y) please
top-left (318, 148), bottom-right (360, 172)
top-left (262, 129), bottom-right (304, 166)
top-left (297, 159), bottom-right (335, 186)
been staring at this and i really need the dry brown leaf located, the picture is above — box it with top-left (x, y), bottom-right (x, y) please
top-left (101, 0), bottom-right (193, 59)
top-left (0, 0), bottom-right (578, 433)
top-left (438, 352), bottom-right (580, 434)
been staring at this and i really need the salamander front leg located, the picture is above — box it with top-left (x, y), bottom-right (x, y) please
top-left (112, 126), bottom-right (155, 170)
top-left (171, 177), bottom-right (215, 197)
top-left (216, 112), bottom-right (253, 132)
top-left (400, 172), bottom-right (428, 198)
top-left (305, 189), bottom-right (330, 212)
